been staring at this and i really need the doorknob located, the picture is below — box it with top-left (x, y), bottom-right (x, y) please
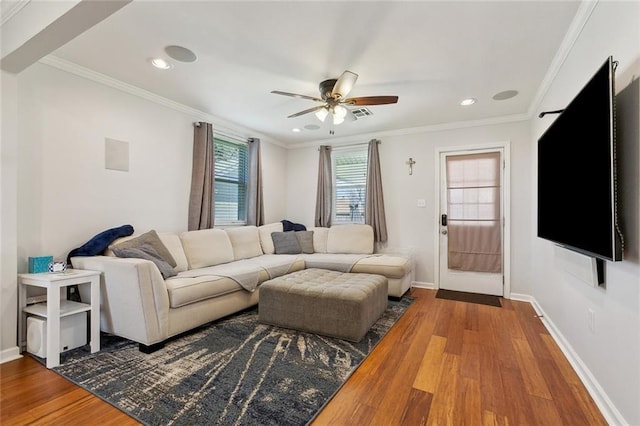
top-left (441, 229), bottom-right (448, 235)
top-left (441, 214), bottom-right (447, 226)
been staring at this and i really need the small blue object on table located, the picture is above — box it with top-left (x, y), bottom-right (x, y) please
top-left (28, 256), bottom-right (53, 273)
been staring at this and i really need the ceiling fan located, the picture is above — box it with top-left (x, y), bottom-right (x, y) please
top-left (271, 70), bottom-right (399, 125)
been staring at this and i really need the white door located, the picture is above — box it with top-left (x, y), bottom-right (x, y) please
top-left (438, 148), bottom-right (505, 296)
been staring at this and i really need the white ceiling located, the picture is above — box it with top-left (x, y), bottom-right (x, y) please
top-left (49, 1), bottom-right (581, 146)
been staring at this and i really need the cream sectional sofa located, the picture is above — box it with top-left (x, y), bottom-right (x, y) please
top-left (72, 223), bottom-right (413, 351)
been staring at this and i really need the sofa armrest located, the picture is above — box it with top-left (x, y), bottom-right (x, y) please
top-left (72, 256), bottom-right (170, 345)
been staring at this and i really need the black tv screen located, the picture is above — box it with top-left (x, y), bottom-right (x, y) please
top-left (537, 56), bottom-right (622, 262)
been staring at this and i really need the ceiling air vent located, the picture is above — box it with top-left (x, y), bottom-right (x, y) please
top-left (351, 107), bottom-right (373, 120)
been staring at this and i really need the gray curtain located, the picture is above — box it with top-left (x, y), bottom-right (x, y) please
top-left (315, 145), bottom-right (332, 227)
top-left (188, 122), bottom-right (215, 230)
top-left (247, 138), bottom-right (264, 226)
top-left (365, 139), bottom-right (388, 242)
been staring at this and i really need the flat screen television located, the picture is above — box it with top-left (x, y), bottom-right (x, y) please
top-left (537, 56), bottom-right (623, 262)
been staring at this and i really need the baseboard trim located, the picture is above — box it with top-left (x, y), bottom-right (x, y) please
top-left (411, 281), bottom-right (435, 290)
top-left (510, 293), bottom-right (626, 426)
top-left (0, 346), bottom-right (22, 364)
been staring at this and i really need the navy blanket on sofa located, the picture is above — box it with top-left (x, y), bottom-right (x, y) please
top-left (67, 225), bottom-right (134, 266)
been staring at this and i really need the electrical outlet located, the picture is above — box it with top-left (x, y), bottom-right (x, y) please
top-left (588, 308), bottom-right (596, 333)
top-left (417, 199), bottom-right (426, 208)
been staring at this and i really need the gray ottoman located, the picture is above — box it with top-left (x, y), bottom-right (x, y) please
top-left (258, 268), bottom-right (388, 342)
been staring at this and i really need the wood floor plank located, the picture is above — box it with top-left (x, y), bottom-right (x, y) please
top-left (399, 388), bottom-right (433, 426)
top-left (460, 329), bottom-right (481, 381)
top-left (412, 335), bottom-right (447, 393)
top-left (482, 409), bottom-right (510, 426)
top-left (540, 333), bottom-right (582, 386)
top-left (444, 302), bottom-right (466, 355)
top-left (425, 352), bottom-right (460, 426)
top-left (537, 357), bottom-right (601, 425)
top-left (500, 366), bottom-right (537, 426)
top-left (0, 356), bottom-right (138, 425)
top-left (511, 337), bottom-right (553, 400)
top-left (529, 395), bottom-right (564, 425)
top-left (478, 342), bottom-right (510, 419)
top-left (454, 377), bottom-right (482, 425)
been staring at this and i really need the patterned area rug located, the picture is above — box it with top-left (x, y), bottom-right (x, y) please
top-left (52, 297), bottom-right (413, 425)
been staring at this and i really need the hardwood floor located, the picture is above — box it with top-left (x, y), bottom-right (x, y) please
top-left (1, 288), bottom-right (606, 425)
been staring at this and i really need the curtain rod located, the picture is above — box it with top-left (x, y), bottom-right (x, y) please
top-left (317, 139), bottom-right (381, 151)
top-left (193, 121), bottom-right (248, 143)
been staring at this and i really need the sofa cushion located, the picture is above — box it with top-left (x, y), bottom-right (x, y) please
top-left (295, 231), bottom-right (314, 254)
top-left (157, 232), bottom-right (189, 273)
top-left (180, 229), bottom-right (234, 269)
top-left (226, 226), bottom-right (263, 260)
top-left (165, 275), bottom-right (243, 308)
top-left (327, 224), bottom-right (374, 254)
top-left (271, 231), bottom-right (301, 254)
top-left (112, 244), bottom-right (177, 279)
top-left (309, 227), bottom-right (329, 253)
top-left (111, 230), bottom-right (177, 267)
top-left (351, 255), bottom-right (411, 279)
top-left (258, 222), bottom-right (283, 254)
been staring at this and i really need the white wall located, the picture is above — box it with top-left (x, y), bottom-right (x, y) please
top-left (15, 61), bottom-right (287, 267)
top-left (18, 62), bottom-right (193, 263)
top-left (286, 120), bottom-right (532, 292)
top-left (531, 2), bottom-right (639, 424)
top-left (0, 70), bottom-right (20, 362)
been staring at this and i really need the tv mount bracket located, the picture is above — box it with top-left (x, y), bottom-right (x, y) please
top-left (538, 60), bottom-right (619, 119)
top-left (538, 109), bottom-right (565, 118)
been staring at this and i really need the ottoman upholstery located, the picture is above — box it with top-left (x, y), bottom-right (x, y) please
top-left (258, 268), bottom-right (388, 342)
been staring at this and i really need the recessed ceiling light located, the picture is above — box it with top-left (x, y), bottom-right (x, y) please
top-left (460, 98), bottom-right (476, 106)
top-left (150, 58), bottom-right (172, 70)
top-left (493, 90), bottom-right (519, 100)
top-left (165, 45), bottom-right (197, 63)
top-left (292, 128), bottom-right (301, 133)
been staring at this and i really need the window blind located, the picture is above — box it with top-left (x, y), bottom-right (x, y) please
top-left (333, 148), bottom-right (368, 224)
top-left (214, 137), bottom-right (248, 224)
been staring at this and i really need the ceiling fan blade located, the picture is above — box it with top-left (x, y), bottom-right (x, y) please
top-left (271, 90), bottom-right (324, 103)
top-left (344, 96), bottom-right (399, 106)
top-left (331, 70), bottom-right (358, 99)
top-left (287, 105), bottom-right (327, 118)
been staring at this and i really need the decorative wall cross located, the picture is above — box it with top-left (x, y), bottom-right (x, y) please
top-left (406, 157), bottom-right (416, 175)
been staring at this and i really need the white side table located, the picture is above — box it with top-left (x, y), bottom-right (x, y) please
top-left (18, 269), bottom-right (101, 368)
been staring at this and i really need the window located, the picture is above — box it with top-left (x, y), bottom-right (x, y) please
top-left (333, 147), bottom-right (368, 224)
top-left (214, 137), bottom-right (248, 225)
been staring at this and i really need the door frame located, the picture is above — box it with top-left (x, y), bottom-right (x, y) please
top-left (433, 141), bottom-right (511, 298)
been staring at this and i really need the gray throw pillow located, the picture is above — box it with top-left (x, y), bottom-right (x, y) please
top-left (271, 231), bottom-right (301, 254)
top-left (295, 231), bottom-right (314, 254)
top-left (112, 243), bottom-right (177, 279)
top-left (112, 229), bottom-right (177, 267)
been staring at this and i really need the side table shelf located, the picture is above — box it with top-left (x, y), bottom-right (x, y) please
top-left (18, 269), bottom-right (101, 369)
top-left (23, 300), bottom-right (91, 318)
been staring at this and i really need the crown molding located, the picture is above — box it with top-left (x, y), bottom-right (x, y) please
top-left (0, 0), bottom-right (30, 27)
top-left (527, 0), bottom-right (599, 118)
top-left (37, 55), bottom-right (289, 149)
top-left (286, 113), bottom-right (529, 150)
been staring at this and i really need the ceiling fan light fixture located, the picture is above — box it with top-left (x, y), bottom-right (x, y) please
top-left (333, 105), bottom-right (347, 118)
top-left (333, 114), bottom-right (345, 125)
top-left (315, 107), bottom-right (329, 122)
